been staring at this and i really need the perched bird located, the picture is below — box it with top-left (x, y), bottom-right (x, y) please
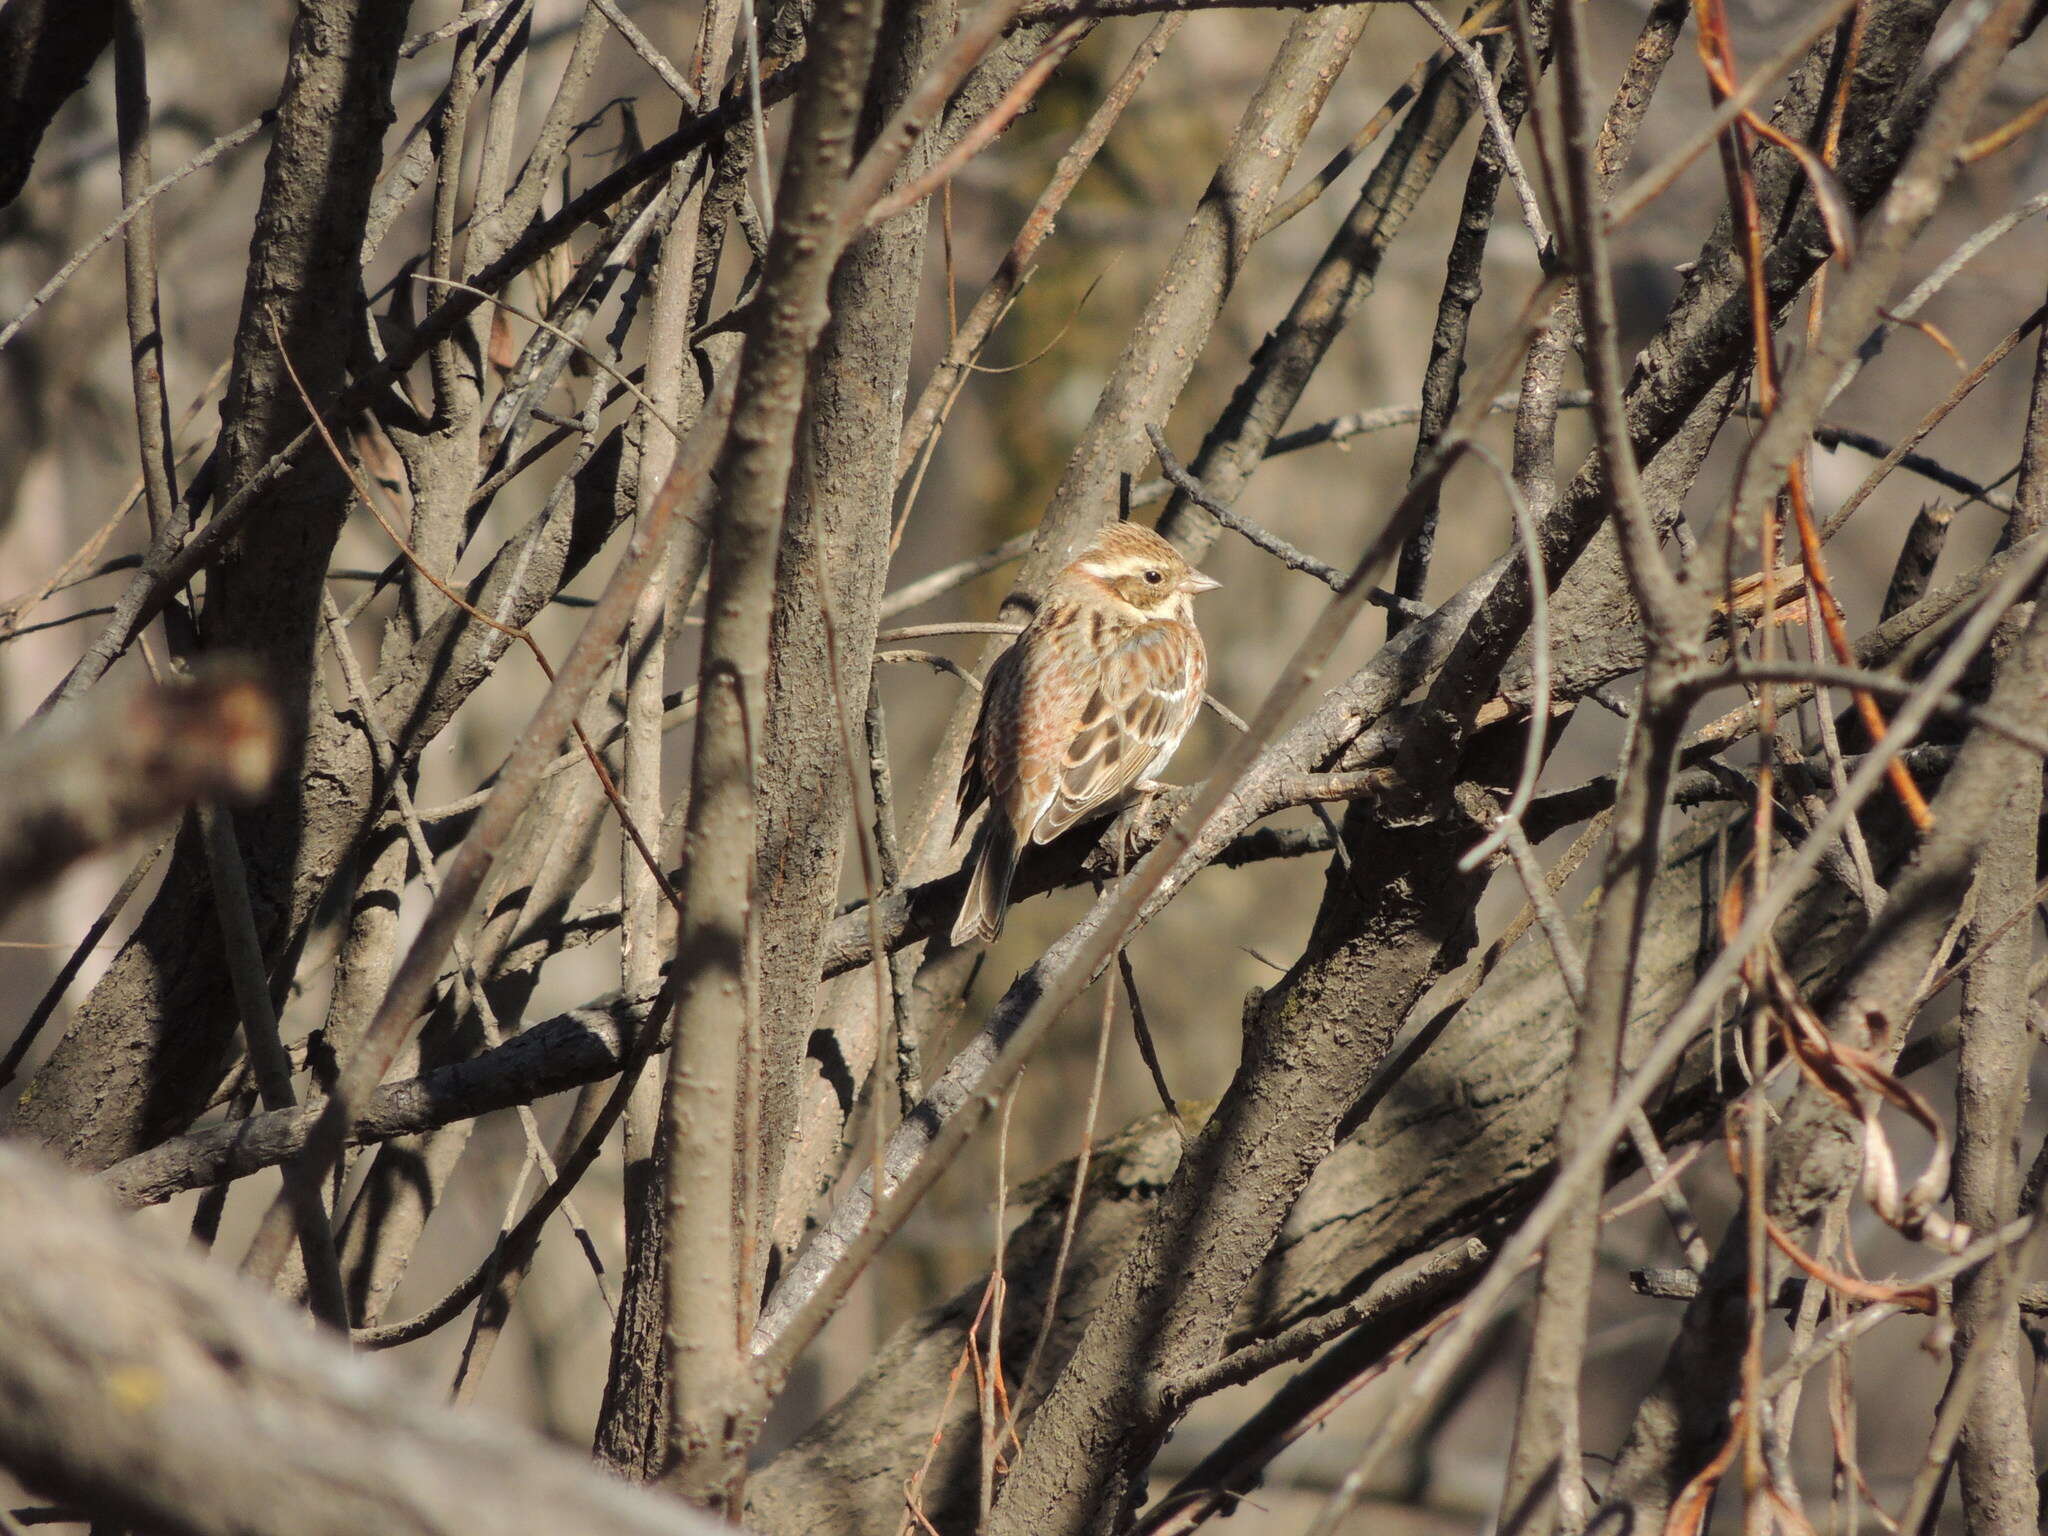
top-left (950, 521), bottom-right (1219, 945)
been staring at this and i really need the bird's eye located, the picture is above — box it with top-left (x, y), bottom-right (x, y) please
top-left (1143, 568), bottom-right (1163, 585)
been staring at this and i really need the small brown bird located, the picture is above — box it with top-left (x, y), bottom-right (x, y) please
top-left (951, 521), bottom-right (1219, 945)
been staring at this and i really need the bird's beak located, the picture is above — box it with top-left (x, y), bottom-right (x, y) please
top-left (1182, 570), bottom-right (1222, 594)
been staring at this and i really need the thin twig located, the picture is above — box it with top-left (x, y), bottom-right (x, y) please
top-left (591, 0), bottom-right (697, 104)
top-left (895, 15), bottom-right (1181, 485)
top-left (1144, 424), bottom-right (1426, 618)
top-left (237, 355), bottom-right (736, 1288)
top-left (1604, 0), bottom-right (1861, 230)
top-left (879, 620), bottom-right (1026, 642)
top-left (1011, 918), bottom-right (1121, 1423)
top-left (864, 675), bottom-right (921, 1113)
top-left (877, 649), bottom-right (983, 688)
top-left (1404, 0), bottom-right (1548, 252)
top-left (318, 589), bottom-right (612, 1297)
top-left (865, 20), bottom-right (1091, 227)
top-left (0, 832), bottom-right (168, 1091)
top-left (1458, 444), bottom-right (1551, 871)
top-left (1821, 301), bottom-right (2048, 541)
top-left (413, 273), bottom-right (689, 442)
top-left (879, 532), bottom-right (1035, 619)
top-left (1794, 417), bottom-right (2016, 516)
top-left (740, 0), bottom-right (775, 243)
top-left (198, 803), bottom-right (350, 1331)
top-left (1800, 584), bottom-right (1885, 919)
top-left (1259, 0), bottom-right (1505, 237)
top-left (0, 115), bottom-right (274, 356)
top-left (0, 355), bottom-right (224, 643)
top-left (1694, 659), bottom-right (2048, 762)
top-left (1117, 950), bottom-right (1180, 1130)
top-left (1125, 390), bottom-right (1595, 508)
top-left (111, 0), bottom-right (179, 539)
top-left (1300, 422), bottom-right (2048, 1536)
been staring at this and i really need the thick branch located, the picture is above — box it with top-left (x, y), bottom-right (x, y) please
top-left (1949, 295), bottom-right (2048, 1536)
top-left (0, 1144), bottom-right (735, 1536)
top-left (0, 0), bottom-right (116, 209)
top-left (747, 803), bottom-right (1876, 1530)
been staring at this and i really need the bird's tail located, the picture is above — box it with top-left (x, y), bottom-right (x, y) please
top-left (951, 817), bottom-right (1019, 946)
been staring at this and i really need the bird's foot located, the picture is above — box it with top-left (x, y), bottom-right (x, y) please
top-left (1109, 781), bottom-right (1174, 869)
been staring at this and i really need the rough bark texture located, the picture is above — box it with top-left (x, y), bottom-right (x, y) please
top-left (0, 0), bottom-right (117, 210)
top-left (660, 0), bottom-right (889, 1493)
top-left (985, 801), bottom-right (1490, 1535)
top-left (1948, 308), bottom-right (2048, 1536)
top-left (748, 802), bottom-right (1870, 1532)
top-left (0, 1143), bottom-right (735, 1536)
top-left (11, 0), bottom-right (417, 1168)
top-left (12, 406), bottom-right (628, 1154)
top-left (751, 0), bottom-right (959, 1263)
top-left (8, 1), bottom-right (2048, 1530)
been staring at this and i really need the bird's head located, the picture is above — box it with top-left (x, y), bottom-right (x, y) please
top-left (1073, 521), bottom-right (1220, 616)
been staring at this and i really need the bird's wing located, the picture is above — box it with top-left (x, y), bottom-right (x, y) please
top-left (954, 639), bottom-right (1026, 844)
top-left (1034, 623), bottom-right (1203, 843)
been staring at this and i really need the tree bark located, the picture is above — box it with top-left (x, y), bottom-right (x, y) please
top-left (12, 0), bottom-right (416, 1168)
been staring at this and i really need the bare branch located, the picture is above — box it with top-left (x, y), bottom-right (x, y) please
top-left (0, 1144), bottom-right (737, 1536)
top-left (1144, 422), bottom-right (1425, 616)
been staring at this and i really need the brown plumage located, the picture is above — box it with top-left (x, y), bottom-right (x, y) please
top-left (951, 521), bottom-right (1218, 945)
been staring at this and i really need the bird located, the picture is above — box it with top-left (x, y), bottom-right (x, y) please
top-left (950, 520), bottom-right (1219, 946)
